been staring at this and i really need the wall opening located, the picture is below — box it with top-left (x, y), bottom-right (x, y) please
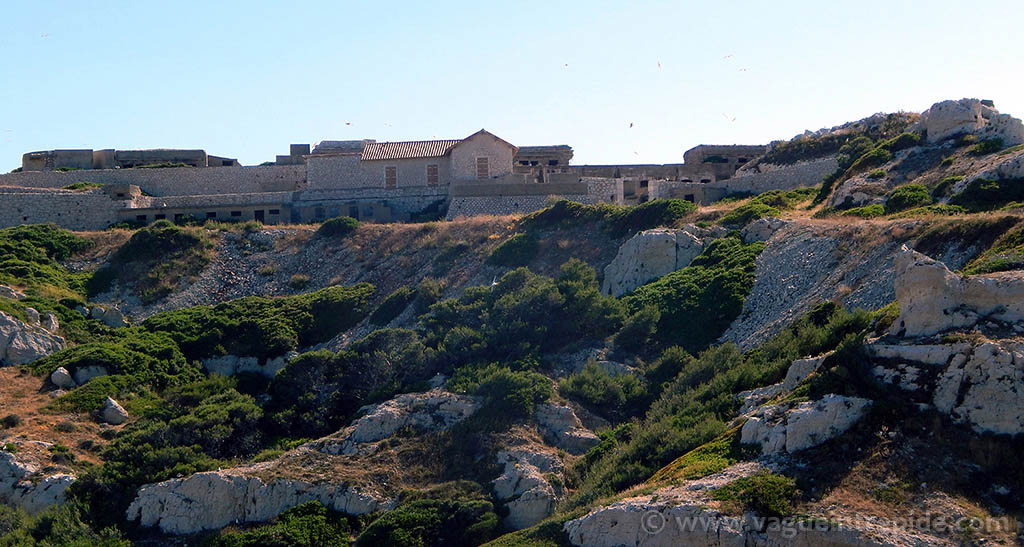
top-left (254, 210), bottom-right (265, 222)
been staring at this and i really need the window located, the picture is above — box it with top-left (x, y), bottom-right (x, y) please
top-left (174, 213), bottom-right (183, 222)
top-left (315, 207), bottom-right (325, 219)
top-left (519, 160), bottom-right (530, 166)
top-left (349, 206), bottom-right (359, 219)
top-left (737, 158), bottom-right (749, 163)
top-left (362, 205), bottom-right (374, 217)
top-left (116, 193), bottom-right (126, 198)
top-left (269, 209), bottom-right (280, 215)
top-left (426, 164), bottom-right (439, 186)
top-left (206, 212), bottom-right (216, 219)
top-left (476, 157), bottom-right (489, 180)
top-left (548, 160), bottom-right (559, 166)
top-left (230, 211), bottom-right (242, 217)
top-left (329, 207), bottom-right (340, 217)
top-left (136, 215), bottom-right (147, 222)
top-left (385, 166), bottom-right (397, 189)
top-left (154, 214), bottom-right (166, 220)
top-left (684, 194), bottom-right (696, 203)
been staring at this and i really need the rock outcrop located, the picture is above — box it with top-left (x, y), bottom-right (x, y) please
top-left (534, 402), bottom-right (600, 455)
top-left (49, 367), bottom-right (75, 389)
top-left (202, 352), bottom-right (297, 378)
top-left (916, 98), bottom-right (1024, 145)
top-left (737, 353), bottom-right (831, 414)
top-left (73, 365), bottom-right (109, 385)
top-left (89, 306), bottom-right (127, 328)
top-left (101, 397), bottom-right (129, 425)
top-left (741, 394), bottom-right (872, 455)
top-left (740, 217), bottom-right (788, 244)
top-left (314, 389), bottom-right (480, 455)
top-left (602, 226), bottom-right (718, 297)
top-left (126, 471), bottom-right (389, 535)
top-left (0, 450), bottom-right (75, 513)
top-left (42, 312), bottom-right (59, 333)
top-left (890, 247), bottom-right (1024, 337)
top-left (0, 286), bottom-right (24, 300)
top-left (0, 311), bottom-right (66, 366)
top-left (492, 448), bottom-right (564, 530)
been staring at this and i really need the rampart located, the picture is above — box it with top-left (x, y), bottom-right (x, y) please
top-left (649, 156), bottom-right (837, 204)
top-left (0, 165), bottom-right (306, 197)
top-left (0, 188), bottom-right (122, 230)
top-left (445, 178), bottom-right (622, 219)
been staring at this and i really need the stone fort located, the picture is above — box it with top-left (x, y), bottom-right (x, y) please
top-left (0, 129), bottom-right (836, 230)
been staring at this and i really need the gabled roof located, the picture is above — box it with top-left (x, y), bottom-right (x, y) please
top-left (453, 129), bottom-right (518, 154)
top-left (361, 139), bottom-right (463, 161)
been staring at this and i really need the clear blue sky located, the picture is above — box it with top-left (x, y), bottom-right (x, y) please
top-left (2, 1), bottom-right (1022, 171)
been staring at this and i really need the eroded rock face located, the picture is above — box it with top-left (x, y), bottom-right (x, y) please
top-left (492, 449), bottom-right (564, 530)
top-left (737, 353), bottom-right (831, 414)
top-left (931, 341), bottom-right (1024, 436)
top-left (314, 389), bottom-right (480, 455)
top-left (741, 395), bottom-right (872, 455)
top-left (917, 98), bottom-right (1024, 145)
top-left (0, 286), bottom-right (24, 300)
top-left (602, 226), bottom-right (717, 297)
top-left (740, 217), bottom-right (788, 244)
top-left (126, 471), bottom-right (388, 535)
top-left (0, 451), bottom-right (75, 513)
top-left (534, 403), bottom-right (600, 455)
top-left (890, 247), bottom-right (1024, 337)
top-left (0, 311), bottom-right (66, 366)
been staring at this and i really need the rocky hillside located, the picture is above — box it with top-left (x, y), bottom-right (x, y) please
top-left (1, 99), bottom-right (1023, 546)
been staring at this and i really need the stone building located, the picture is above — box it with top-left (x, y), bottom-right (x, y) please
top-left (21, 148), bottom-right (238, 171)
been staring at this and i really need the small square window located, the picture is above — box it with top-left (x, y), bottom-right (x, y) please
top-left (548, 160), bottom-right (559, 166)
top-left (136, 215), bottom-right (147, 222)
top-left (269, 209), bottom-right (280, 215)
top-left (174, 213), bottom-right (183, 222)
top-left (230, 211), bottom-right (242, 217)
top-left (154, 214), bottom-right (166, 220)
top-left (206, 212), bottom-right (216, 219)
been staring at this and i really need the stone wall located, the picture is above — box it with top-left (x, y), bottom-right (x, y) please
top-left (307, 154), bottom-right (452, 190)
top-left (0, 189), bottom-right (122, 230)
top-left (445, 179), bottom-right (623, 220)
top-left (649, 156), bottom-right (837, 204)
top-left (450, 132), bottom-right (515, 181)
top-left (0, 165), bottom-right (306, 197)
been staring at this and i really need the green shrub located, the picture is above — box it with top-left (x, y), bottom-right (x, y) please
top-left (759, 113), bottom-right (913, 166)
top-left (866, 169), bottom-right (886, 180)
top-left (1, 414), bottom-right (22, 428)
top-left (649, 426), bottom-right (755, 484)
top-left (317, 216), bottom-right (360, 238)
top-left (486, 232), bottom-right (538, 267)
top-left (890, 204), bottom-right (966, 217)
top-left (355, 482), bottom-right (499, 547)
top-left (208, 501), bottom-right (351, 546)
top-left (371, 286), bottom-right (417, 325)
top-left (624, 238), bottom-right (763, 352)
top-left (612, 304), bottom-right (660, 352)
top-left (449, 364), bottom-right (552, 422)
top-left (941, 156), bottom-right (955, 167)
top-left (932, 175), bottom-right (963, 198)
top-left (878, 132), bottom-right (922, 152)
top-left (414, 277), bottom-right (443, 315)
top-left (522, 199), bottom-right (695, 237)
top-left (716, 202), bottom-right (780, 228)
top-left (289, 273), bottom-right (310, 289)
top-left (962, 223), bottom-right (1024, 274)
top-left (847, 147), bottom-right (891, 173)
top-left (884, 184), bottom-right (932, 214)
top-left (842, 204), bottom-right (885, 218)
top-left (712, 472), bottom-right (799, 517)
top-left (949, 178), bottom-right (1024, 211)
top-left (62, 182), bottom-right (103, 191)
top-left (0, 224), bottom-right (93, 298)
top-left (969, 137), bottom-right (1004, 156)
top-left (559, 362), bottom-right (647, 421)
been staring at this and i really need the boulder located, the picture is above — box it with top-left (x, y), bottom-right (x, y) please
top-left (73, 365), bottom-right (109, 385)
top-left (23, 308), bottom-right (39, 326)
top-left (492, 449), bottom-right (564, 530)
top-left (932, 341), bottom-right (1024, 435)
top-left (741, 394), bottom-right (872, 455)
top-left (737, 353), bottom-right (830, 414)
top-left (101, 397), bottom-right (129, 425)
top-left (0, 450), bottom-right (75, 514)
top-left (890, 246), bottom-right (1024, 337)
top-left (740, 217), bottom-right (788, 243)
top-left (202, 352), bottom-right (297, 378)
top-left (534, 403), bottom-right (600, 455)
top-left (0, 286), bottom-right (24, 300)
top-left (50, 367), bottom-right (75, 389)
top-left (126, 470), bottom-right (389, 535)
top-left (74, 305), bottom-right (89, 317)
top-left (601, 226), bottom-right (712, 297)
top-left (90, 306), bottom-right (127, 328)
top-left (42, 312), bottom-right (59, 333)
top-left (918, 98), bottom-right (1024, 145)
top-left (0, 311), bottom-right (66, 366)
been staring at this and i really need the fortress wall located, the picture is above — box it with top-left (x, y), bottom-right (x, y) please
top-left (0, 165), bottom-right (306, 197)
top-left (446, 178), bottom-right (623, 219)
top-left (718, 156), bottom-right (837, 195)
top-left (0, 190), bottom-right (121, 230)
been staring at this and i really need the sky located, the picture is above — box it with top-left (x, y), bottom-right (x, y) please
top-left (1, 1), bottom-right (1022, 171)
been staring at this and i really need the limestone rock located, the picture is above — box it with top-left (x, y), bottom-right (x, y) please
top-left (493, 449), bottom-right (564, 530)
top-left (202, 352), bottom-right (296, 378)
top-left (918, 98), bottom-right (1024, 145)
top-left (0, 450), bottom-right (75, 513)
top-left (741, 394), bottom-right (871, 455)
top-left (126, 471), bottom-right (389, 535)
top-left (865, 342), bottom-right (963, 366)
top-left (50, 367), bottom-right (75, 389)
top-left (932, 341), bottom-right (1024, 435)
top-left (0, 285), bottom-right (24, 300)
top-left (73, 365), bottom-right (109, 385)
top-left (601, 226), bottom-right (712, 297)
top-left (74, 305), bottom-right (89, 317)
top-left (23, 308), bottom-right (39, 326)
top-left (737, 353), bottom-right (830, 414)
top-left (90, 306), bottom-right (127, 328)
top-left (534, 403), bottom-right (600, 455)
top-left (42, 312), bottom-right (59, 333)
top-left (314, 389), bottom-right (480, 455)
top-left (889, 246), bottom-right (1024, 337)
top-left (101, 397), bottom-right (129, 425)
top-left (740, 217), bottom-right (788, 244)
top-left (0, 311), bottom-right (66, 366)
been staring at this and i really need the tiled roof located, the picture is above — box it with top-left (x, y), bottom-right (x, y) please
top-left (361, 139), bottom-right (463, 161)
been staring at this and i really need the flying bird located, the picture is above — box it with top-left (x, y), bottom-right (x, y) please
top-left (657, 61), bottom-right (662, 69)
top-left (629, 122), bottom-right (634, 129)
top-left (723, 54), bottom-right (734, 59)
top-left (722, 113), bottom-right (737, 122)
top-left (345, 122), bottom-right (352, 126)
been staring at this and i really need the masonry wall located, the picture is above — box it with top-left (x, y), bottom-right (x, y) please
top-left (649, 156), bottom-right (837, 204)
top-left (0, 165), bottom-right (306, 197)
top-left (450, 133), bottom-right (514, 180)
top-left (445, 179), bottom-right (623, 220)
top-left (306, 155), bottom-right (452, 190)
top-left (295, 186), bottom-right (449, 222)
top-left (0, 189), bottom-right (122, 230)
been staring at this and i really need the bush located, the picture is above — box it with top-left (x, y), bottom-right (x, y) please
top-left (612, 304), bottom-right (660, 352)
top-left (970, 137), bottom-right (1004, 156)
top-left (712, 472), bottom-right (799, 517)
top-left (522, 198), bottom-right (696, 237)
top-left (355, 482), bottom-right (499, 547)
top-left (950, 178), bottom-right (1024, 211)
top-left (208, 501), bottom-right (351, 546)
top-left (449, 364), bottom-right (552, 423)
top-left (62, 182), bottom-right (103, 191)
top-left (559, 362), bottom-right (647, 421)
top-left (624, 238), bottom-right (763, 352)
top-left (931, 175), bottom-right (963, 198)
top-left (878, 132), bottom-right (921, 152)
top-left (289, 273), bottom-right (310, 289)
top-left (962, 223), bottom-right (1024, 274)
top-left (842, 204), bottom-right (885, 218)
top-left (0, 224), bottom-right (93, 298)
top-left (370, 286), bottom-right (416, 325)
top-left (487, 232), bottom-right (538, 267)
top-left (847, 147), bottom-right (891, 173)
top-left (1, 414), bottom-right (22, 428)
top-left (317, 216), bottom-right (360, 238)
top-left (866, 169), bottom-right (886, 180)
top-left (884, 184), bottom-right (932, 214)
top-left (716, 202), bottom-right (780, 228)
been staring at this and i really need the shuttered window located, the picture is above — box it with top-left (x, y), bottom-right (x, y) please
top-left (385, 166), bottom-right (397, 189)
top-left (476, 157), bottom-right (489, 180)
top-left (427, 164), bottom-right (439, 186)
